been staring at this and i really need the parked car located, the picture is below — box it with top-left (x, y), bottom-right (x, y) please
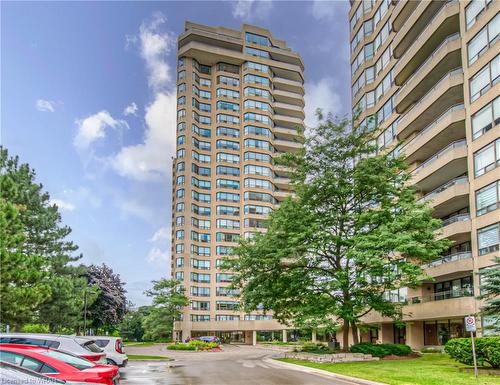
top-left (83, 336), bottom-right (127, 367)
top-left (0, 344), bottom-right (120, 385)
top-left (195, 336), bottom-right (221, 343)
top-left (0, 333), bottom-right (106, 363)
top-left (0, 360), bottom-right (90, 385)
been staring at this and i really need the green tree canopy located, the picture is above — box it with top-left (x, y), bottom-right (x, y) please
top-left (142, 279), bottom-right (188, 341)
top-left (226, 113), bottom-right (451, 349)
top-left (0, 147), bottom-right (89, 332)
top-left (478, 257), bottom-right (500, 333)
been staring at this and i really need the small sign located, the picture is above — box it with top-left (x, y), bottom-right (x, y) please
top-left (465, 316), bottom-right (476, 332)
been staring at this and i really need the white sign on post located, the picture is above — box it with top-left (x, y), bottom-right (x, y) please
top-left (465, 316), bottom-right (476, 332)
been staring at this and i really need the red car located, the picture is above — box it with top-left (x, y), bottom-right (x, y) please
top-left (0, 344), bottom-right (120, 385)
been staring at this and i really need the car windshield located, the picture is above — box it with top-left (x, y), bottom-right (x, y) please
top-left (41, 350), bottom-right (95, 370)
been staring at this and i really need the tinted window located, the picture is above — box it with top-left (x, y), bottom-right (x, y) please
top-left (0, 351), bottom-right (23, 365)
top-left (0, 337), bottom-right (59, 348)
top-left (21, 356), bottom-right (43, 372)
top-left (41, 350), bottom-right (95, 370)
top-left (94, 340), bottom-right (110, 348)
top-left (39, 363), bottom-right (58, 374)
top-left (81, 341), bottom-right (103, 353)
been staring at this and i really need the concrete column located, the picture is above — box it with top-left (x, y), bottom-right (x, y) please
top-left (311, 330), bottom-right (317, 343)
top-left (282, 329), bottom-right (287, 343)
top-left (252, 330), bottom-right (257, 346)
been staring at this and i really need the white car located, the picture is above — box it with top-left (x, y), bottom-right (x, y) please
top-left (0, 333), bottom-right (106, 364)
top-left (85, 336), bottom-right (128, 367)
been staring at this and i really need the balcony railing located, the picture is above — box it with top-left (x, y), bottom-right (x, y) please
top-left (411, 139), bottom-right (466, 175)
top-left (399, 33), bottom-right (460, 93)
top-left (401, 68), bottom-right (463, 119)
top-left (401, 103), bottom-right (464, 153)
top-left (410, 287), bottom-right (473, 304)
top-left (418, 175), bottom-right (468, 202)
top-left (422, 251), bottom-right (472, 269)
top-left (441, 213), bottom-right (470, 228)
top-left (398, 0), bottom-right (458, 64)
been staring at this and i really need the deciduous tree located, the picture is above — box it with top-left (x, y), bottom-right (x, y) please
top-left (227, 113), bottom-right (450, 349)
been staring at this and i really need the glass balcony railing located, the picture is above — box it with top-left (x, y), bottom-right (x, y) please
top-left (411, 139), bottom-right (466, 175)
top-left (399, 33), bottom-right (460, 94)
top-left (418, 175), bottom-right (468, 202)
top-left (401, 68), bottom-right (463, 121)
top-left (401, 103), bottom-right (464, 153)
top-left (410, 287), bottom-right (473, 304)
top-left (422, 251), bottom-right (472, 269)
top-left (440, 213), bottom-right (470, 228)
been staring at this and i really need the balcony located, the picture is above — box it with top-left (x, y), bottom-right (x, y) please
top-left (273, 102), bottom-right (305, 119)
top-left (273, 114), bottom-right (304, 130)
top-left (402, 104), bottom-right (465, 165)
top-left (274, 190), bottom-right (294, 201)
top-left (419, 176), bottom-right (469, 218)
top-left (273, 176), bottom-right (292, 189)
top-left (273, 89), bottom-right (304, 107)
top-left (392, 0), bottom-right (446, 58)
top-left (410, 139), bottom-right (467, 192)
top-left (392, 1), bottom-right (419, 32)
top-left (273, 126), bottom-right (303, 140)
top-left (394, 1), bottom-right (460, 86)
top-left (423, 252), bottom-right (473, 279)
top-left (273, 138), bottom-right (302, 153)
top-left (396, 33), bottom-right (461, 113)
top-left (273, 77), bottom-right (304, 94)
top-left (403, 290), bottom-right (475, 320)
top-left (437, 213), bottom-right (471, 243)
top-left (397, 69), bottom-right (464, 140)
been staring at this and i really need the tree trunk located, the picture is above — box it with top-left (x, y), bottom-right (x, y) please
top-left (342, 319), bottom-right (349, 352)
top-left (351, 321), bottom-right (359, 345)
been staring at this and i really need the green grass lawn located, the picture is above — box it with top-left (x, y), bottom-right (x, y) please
top-left (279, 354), bottom-right (500, 385)
top-left (127, 354), bottom-right (171, 360)
top-left (123, 341), bottom-right (155, 347)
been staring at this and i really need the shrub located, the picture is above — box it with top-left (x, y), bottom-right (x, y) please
top-left (167, 340), bottom-right (219, 351)
top-left (299, 342), bottom-right (336, 354)
top-left (420, 347), bottom-right (444, 353)
top-left (350, 343), bottom-right (411, 357)
top-left (445, 337), bottom-right (500, 368)
top-left (20, 324), bottom-right (49, 333)
top-left (167, 343), bottom-right (196, 351)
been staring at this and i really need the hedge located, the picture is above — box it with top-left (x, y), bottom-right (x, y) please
top-left (445, 336), bottom-right (500, 368)
top-left (167, 340), bottom-right (219, 351)
top-left (350, 343), bottom-right (412, 357)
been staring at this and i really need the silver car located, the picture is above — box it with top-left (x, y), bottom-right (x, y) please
top-left (0, 333), bottom-right (106, 363)
top-left (84, 336), bottom-right (128, 367)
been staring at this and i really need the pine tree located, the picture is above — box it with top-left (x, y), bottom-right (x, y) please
top-left (478, 257), bottom-right (500, 333)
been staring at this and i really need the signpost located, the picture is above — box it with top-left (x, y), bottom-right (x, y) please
top-left (465, 315), bottom-right (478, 378)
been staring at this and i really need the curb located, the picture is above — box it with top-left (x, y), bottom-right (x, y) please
top-left (265, 358), bottom-right (389, 385)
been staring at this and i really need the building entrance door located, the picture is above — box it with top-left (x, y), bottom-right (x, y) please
top-left (424, 322), bottom-right (438, 345)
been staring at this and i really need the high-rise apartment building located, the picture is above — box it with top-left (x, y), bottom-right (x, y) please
top-left (349, 0), bottom-right (499, 348)
top-left (172, 22), bottom-right (305, 343)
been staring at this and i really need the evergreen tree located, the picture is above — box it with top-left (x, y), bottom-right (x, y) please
top-left (142, 279), bottom-right (188, 341)
top-left (0, 147), bottom-right (88, 332)
top-left (226, 113), bottom-right (451, 349)
top-left (478, 258), bottom-right (500, 333)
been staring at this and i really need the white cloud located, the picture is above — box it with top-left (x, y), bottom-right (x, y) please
top-left (116, 197), bottom-right (155, 223)
top-left (35, 99), bottom-right (56, 112)
top-left (49, 198), bottom-right (75, 211)
top-left (311, 0), bottom-right (337, 21)
top-left (123, 102), bottom-right (138, 116)
top-left (137, 11), bottom-right (175, 91)
top-left (232, 0), bottom-right (273, 21)
top-left (112, 92), bottom-right (176, 181)
top-left (304, 77), bottom-right (343, 128)
top-left (150, 226), bottom-right (170, 242)
top-left (74, 111), bottom-right (128, 150)
top-left (147, 247), bottom-right (170, 264)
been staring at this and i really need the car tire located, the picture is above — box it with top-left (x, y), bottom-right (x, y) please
top-left (107, 359), bottom-right (117, 366)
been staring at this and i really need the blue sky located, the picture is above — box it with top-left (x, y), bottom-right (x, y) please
top-left (1, 0), bottom-right (350, 305)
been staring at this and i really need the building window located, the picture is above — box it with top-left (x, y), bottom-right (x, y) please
top-left (245, 32), bottom-right (270, 47)
top-left (192, 137), bottom-right (211, 151)
top-left (176, 203), bottom-right (184, 212)
top-left (244, 204), bottom-right (272, 215)
top-left (243, 74), bottom-right (270, 86)
top-left (466, 0), bottom-right (492, 30)
top-left (190, 301), bottom-right (210, 311)
top-left (175, 216), bottom-right (185, 226)
top-left (175, 271), bottom-right (184, 280)
top-left (244, 178), bottom-right (273, 190)
top-left (216, 205), bottom-right (239, 216)
top-left (468, 13), bottom-right (499, 65)
top-left (216, 114), bottom-right (240, 125)
top-left (217, 88), bottom-right (240, 99)
top-left (472, 96), bottom-right (500, 140)
top-left (474, 138), bottom-right (500, 177)
top-left (175, 230), bottom-right (184, 240)
top-left (176, 257), bottom-right (184, 268)
top-left (216, 301), bottom-right (239, 311)
top-left (478, 223), bottom-right (500, 255)
top-left (216, 179), bottom-right (240, 190)
top-left (217, 75), bottom-right (239, 87)
top-left (177, 70), bottom-right (185, 80)
top-left (244, 87), bottom-right (272, 100)
top-left (191, 287), bottom-right (210, 297)
top-left (216, 192), bottom-right (240, 203)
top-left (217, 152), bottom-right (240, 164)
top-left (216, 101), bottom-right (240, 112)
top-left (191, 259), bottom-right (210, 270)
top-left (216, 246), bottom-right (233, 256)
top-left (175, 244), bottom-right (184, 254)
top-left (216, 273), bottom-right (237, 283)
top-left (244, 151), bottom-right (272, 163)
top-left (217, 62), bottom-right (239, 74)
top-left (216, 218), bottom-right (240, 229)
top-left (245, 46), bottom-right (270, 59)
top-left (216, 232), bottom-right (240, 243)
top-left (244, 164), bottom-right (272, 176)
top-left (216, 126), bottom-right (240, 138)
top-left (470, 55), bottom-right (499, 102)
top-left (476, 181), bottom-right (500, 216)
top-left (434, 276), bottom-right (473, 300)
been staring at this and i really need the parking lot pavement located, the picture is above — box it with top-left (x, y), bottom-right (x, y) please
top-left (121, 345), bottom-right (362, 385)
